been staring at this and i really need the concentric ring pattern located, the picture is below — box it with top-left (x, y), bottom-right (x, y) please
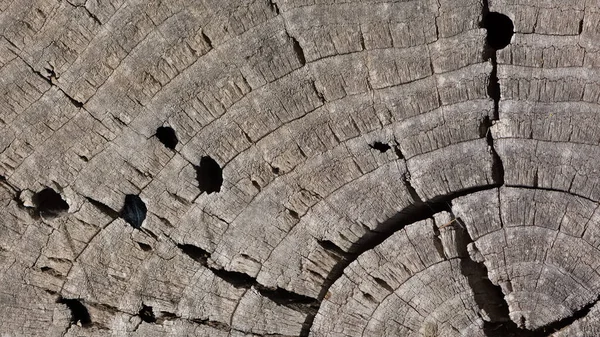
top-left (1, 0), bottom-right (599, 336)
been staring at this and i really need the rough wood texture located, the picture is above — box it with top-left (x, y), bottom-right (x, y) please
top-left (0, 0), bottom-right (598, 336)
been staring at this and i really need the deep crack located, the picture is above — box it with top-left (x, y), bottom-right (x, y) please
top-left (480, 1), bottom-right (508, 187)
top-left (176, 243), bottom-right (319, 316)
top-left (299, 184), bottom-right (501, 337)
top-left (451, 216), bottom-right (529, 336)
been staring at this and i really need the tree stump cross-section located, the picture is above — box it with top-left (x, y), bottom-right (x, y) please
top-left (1, 0), bottom-right (600, 336)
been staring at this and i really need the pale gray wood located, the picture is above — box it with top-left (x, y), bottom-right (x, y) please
top-left (1, 0), bottom-right (599, 336)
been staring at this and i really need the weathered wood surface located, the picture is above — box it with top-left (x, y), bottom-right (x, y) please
top-left (1, 0), bottom-right (599, 336)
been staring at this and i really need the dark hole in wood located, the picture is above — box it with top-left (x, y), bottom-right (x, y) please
top-left (137, 242), bottom-right (152, 251)
top-left (155, 126), bottom-right (178, 150)
top-left (57, 297), bottom-right (92, 327)
top-left (251, 180), bottom-right (261, 191)
top-left (483, 12), bottom-right (514, 50)
top-left (271, 166), bottom-right (281, 175)
top-left (33, 188), bottom-right (69, 217)
top-left (288, 209), bottom-right (299, 219)
top-left (139, 304), bottom-right (156, 323)
top-left (369, 141), bottom-right (391, 153)
top-left (195, 156), bottom-right (223, 194)
top-left (120, 194), bottom-right (147, 229)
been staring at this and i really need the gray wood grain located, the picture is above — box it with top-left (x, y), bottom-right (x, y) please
top-left (1, 0), bottom-right (598, 335)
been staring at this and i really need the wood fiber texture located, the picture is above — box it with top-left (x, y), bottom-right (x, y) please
top-left (0, 0), bottom-right (598, 336)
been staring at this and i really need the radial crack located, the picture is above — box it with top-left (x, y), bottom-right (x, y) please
top-left (480, 1), bottom-right (508, 187)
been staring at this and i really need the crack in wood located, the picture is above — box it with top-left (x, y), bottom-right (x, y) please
top-left (176, 243), bottom-right (319, 315)
top-left (480, 1), bottom-right (507, 187)
top-left (299, 184), bottom-right (501, 336)
top-left (533, 295), bottom-right (600, 336)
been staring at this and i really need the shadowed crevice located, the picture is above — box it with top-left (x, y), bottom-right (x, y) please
top-left (299, 184), bottom-right (501, 336)
top-left (177, 244), bottom-right (210, 265)
top-left (85, 197), bottom-right (119, 219)
top-left (369, 141), bottom-right (391, 153)
top-left (268, 0), bottom-right (280, 15)
top-left (450, 217), bottom-right (530, 336)
top-left (402, 175), bottom-right (423, 203)
top-left (488, 128), bottom-right (505, 185)
top-left (533, 296), bottom-right (600, 336)
top-left (505, 184), bottom-right (598, 204)
top-left (176, 243), bottom-right (319, 315)
top-left (17, 53), bottom-right (86, 108)
top-left (190, 318), bottom-right (232, 331)
top-left (317, 240), bottom-right (350, 259)
top-left (452, 201), bottom-right (600, 336)
top-left (137, 242), bottom-right (152, 251)
top-left (57, 297), bottom-right (92, 328)
top-left (394, 145), bottom-right (405, 159)
top-left (480, 1), bottom-right (508, 187)
top-left (201, 31), bottom-right (213, 49)
top-left (290, 36), bottom-right (306, 66)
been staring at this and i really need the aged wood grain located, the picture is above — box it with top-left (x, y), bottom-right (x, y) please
top-left (0, 0), bottom-right (598, 336)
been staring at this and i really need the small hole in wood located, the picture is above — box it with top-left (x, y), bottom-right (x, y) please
top-left (288, 209), bottom-right (299, 219)
top-left (33, 187), bottom-right (69, 218)
top-left (120, 194), bottom-right (147, 229)
top-left (139, 304), bottom-right (156, 323)
top-left (195, 156), bottom-right (223, 194)
top-left (484, 12), bottom-right (514, 50)
top-left (57, 297), bottom-right (92, 327)
top-left (155, 126), bottom-right (178, 150)
top-left (369, 141), bottom-right (391, 153)
top-left (137, 242), bottom-right (152, 251)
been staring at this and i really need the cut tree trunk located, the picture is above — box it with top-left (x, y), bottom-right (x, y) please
top-left (0, 0), bottom-right (598, 336)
